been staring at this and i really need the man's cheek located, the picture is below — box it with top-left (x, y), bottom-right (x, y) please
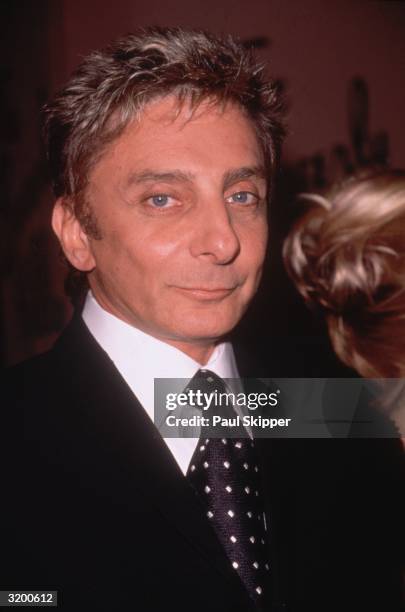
top-left (148, 232), bottom-right (183, 258)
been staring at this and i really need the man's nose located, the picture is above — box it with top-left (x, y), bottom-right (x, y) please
top-left (189, 201), bottom-right (240, 264)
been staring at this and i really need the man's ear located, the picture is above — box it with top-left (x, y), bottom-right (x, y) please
top-left (52, 198), bottom-right (96, 272)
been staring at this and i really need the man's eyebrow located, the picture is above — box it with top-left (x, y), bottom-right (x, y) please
top-left (126, 170), bottom-right (196, 187)
top-left (124, 166), bottom-right (267, 189)
top-left (223, 166), bottom-right (267, 190)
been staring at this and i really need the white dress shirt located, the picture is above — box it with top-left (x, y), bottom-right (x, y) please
top-left (82, 292), bottom-right (241, 475)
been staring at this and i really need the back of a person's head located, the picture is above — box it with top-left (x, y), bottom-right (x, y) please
top-left (283, 169), bottom-right (405, 378)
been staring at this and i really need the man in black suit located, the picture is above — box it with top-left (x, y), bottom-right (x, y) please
top-left (2, 27), bottom-right (403, 612)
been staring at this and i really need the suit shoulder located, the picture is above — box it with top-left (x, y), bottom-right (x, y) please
top-left (1, 347), bottom-right (70, 422)
top-left (2, 349), bottom-right (58, 391)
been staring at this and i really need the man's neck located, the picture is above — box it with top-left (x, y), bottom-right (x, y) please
top-left (157, 338), bottom-right (216, 366)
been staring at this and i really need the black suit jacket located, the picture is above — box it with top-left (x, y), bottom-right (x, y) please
top-left (1, 317), bottom-right (404, 611)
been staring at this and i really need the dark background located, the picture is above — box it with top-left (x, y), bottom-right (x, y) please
top-left (1, 0), bottom-right (405, 368)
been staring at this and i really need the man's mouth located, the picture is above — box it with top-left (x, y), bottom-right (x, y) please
top-left (173, 286), bottom-right (237, 301)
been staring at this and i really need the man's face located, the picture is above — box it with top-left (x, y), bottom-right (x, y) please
top-left (76, 96), bottom-right (268, 361)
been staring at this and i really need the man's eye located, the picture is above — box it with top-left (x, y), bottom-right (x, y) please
top-left (149, 194), bottom-right (172, 207)
top-left (227, 191), bottom-right (258, 205)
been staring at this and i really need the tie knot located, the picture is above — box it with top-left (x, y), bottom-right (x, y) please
top-left (187, 369), bottom-right (228, 396)
top-left (184, 369), bottom-right (246, 434)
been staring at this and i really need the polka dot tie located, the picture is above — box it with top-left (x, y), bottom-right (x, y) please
top-left (186, 369), bottom-right (270, 606)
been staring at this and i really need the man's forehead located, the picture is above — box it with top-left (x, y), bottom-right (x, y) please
top-left (117, 94), bottom-right (261, 149)
top-left (91, 94), bottom-right (267, 189)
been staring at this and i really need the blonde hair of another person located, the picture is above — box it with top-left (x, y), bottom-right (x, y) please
top-left (283, 170), bottom-right (405, 432)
